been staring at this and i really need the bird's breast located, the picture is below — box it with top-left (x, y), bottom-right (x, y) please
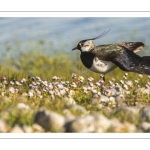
top-left (80, 52), bottom-right (117, 75)
top-left (89, 57), bottom-right (117, 74)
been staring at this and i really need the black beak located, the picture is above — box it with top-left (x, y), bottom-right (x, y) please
top-left (72, 46), bottom-right (78, 51)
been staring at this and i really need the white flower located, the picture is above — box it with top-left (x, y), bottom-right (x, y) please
top-left (135, 80), bottom-right (139, 83)
top-left (8, 87), bottom-right (15, 93)
top-left (91, 89), bottom-right (98, 94)
top-left (15, 81), bottom-right (22, 86)
top-left (138, 74), bottom-right (143, 78)
top-left (57, 84), bottom-right (64, 89)
top-left (28, 90), bottom-right (34, 97)
top-left (89, 82), bottom-right (94, 87)
top-left (20, 78), bottom-right (27, 83)
top-left (120, 80), bottom-right (124, 84)
top-left (60, 89), bottom-right (66, 95)
top-left (35, 76), bottom-right (41, 81)
top-left (52, 76), bottom-right (58, 80)
top-left (126, 80), bottom-right (133, 87)
top-left (78, 76), bottom-right (84, 82)
top-left (87, 77), bottom-right (94, 82)
top-left (10, 81), bottom-right (14, 85)
top-left (109, 80), bottom-right (113, 85)
top-left (69, 90), bottom-right (75, 96)
top-left (123, 84), bottom-right (129, 90)
top-left (95, 81), bottom-right (101, 86)
top-left (48, 84), bottom-right (53, 90)
top-left (71, 82), bottom-right (77, 88)
top-left (123, 76), bottom-right (127, 80)
top-left (72, 73), bottom-right (77, 79)
top-left (98, 80), bottom-right (104, 84)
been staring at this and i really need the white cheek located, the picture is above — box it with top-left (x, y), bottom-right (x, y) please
top-left (81, 46), bottom-right (90, 52)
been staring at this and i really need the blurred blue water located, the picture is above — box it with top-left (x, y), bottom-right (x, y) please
top-left (0, 17), bottom-right (150, 58)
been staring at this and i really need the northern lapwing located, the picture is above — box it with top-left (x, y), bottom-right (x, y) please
top-left (72, 29), bottom-right (150, 81)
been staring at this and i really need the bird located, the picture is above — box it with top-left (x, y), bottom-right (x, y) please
top-left (72, 29), bottom-right (150, 81)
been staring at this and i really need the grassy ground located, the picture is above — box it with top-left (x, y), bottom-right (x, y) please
top-left (0, 40), bottom-right (150, 131)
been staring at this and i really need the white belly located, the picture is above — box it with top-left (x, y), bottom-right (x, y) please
top-left (89, 57), bottom-right (117, 74)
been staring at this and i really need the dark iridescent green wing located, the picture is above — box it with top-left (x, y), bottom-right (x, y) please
top-left (91, 44), bottom-right (124, 61)
top-left (111, 47), bottom-right (150, 75)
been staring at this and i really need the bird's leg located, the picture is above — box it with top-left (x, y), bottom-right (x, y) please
top-left (100, 74), bottom-right (105, 83)
top-left (102, 76), bottom-right (105, 82)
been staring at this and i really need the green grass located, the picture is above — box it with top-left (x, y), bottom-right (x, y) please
top-left (0, 39), bottom-right (150, 131)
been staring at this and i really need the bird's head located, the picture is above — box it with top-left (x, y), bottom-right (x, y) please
top-left (72, 29), bottom-right (111, 52)
top-left (72, 40), bottom-right (94, 52)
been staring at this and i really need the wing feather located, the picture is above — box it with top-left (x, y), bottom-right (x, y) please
top-left (117, 42), bottom-right (145, 53)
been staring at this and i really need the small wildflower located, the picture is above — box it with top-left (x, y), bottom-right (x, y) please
top-left (99, 80), bottom-right (104, 84)
top-left (1, 92), bottom-right (4, 96)
top-left (42, 88), bottom-right (47, 92)
top-left (87, 77), bottom-right (94, 82)
top-left (126, 80), bottom-right (133, 87)
top-left (87, 86), bottom-right (92, 91)
top-left (78, 76), bottom-right (84, 82)
top-left (123, 75), bottom-right (127, 80)
top-left (82, 86), bottom-right (87, 90)
top-left (42, 80), bottom-right (48, 86)
top-left (35, 76), bottom-right (41, 81)
top-left (15, 88), bottom-right (19, 93)
top-left (109, 96), bottom-right (116, 104)
top-left (104, 88), bottom-right (110, 94)
top-left (109, 80), bottom-right (113, 85)
top-left (20, 78), bottom-right (27, 83)
top-left (15, 81), bottom-right (22, 86)
top-left (111, 78), bottom-right (116, 81)
top-left (95, 81), bottom-right (101, 86)
top-left (57, 84), bottom-right (64, 89)
top-left (8, 87), bottom-right (15, 93)
top-left (32, 81), bottom-right (36, 86)
top-left (32, 77), bottom-right (36, 81)
top-left (91, 89), bottom-right (98, 94)
top-left (89, 82), bottom-right (94, 87)
top-left (100, 74), bottom-right (104, 78)
top-left (36, 81), bottom-right (41, 85)
top-left (48, 84), bottom-right (53, 90)
top-left (66, 81), bottom-right (70, 84)
top-left (147, 82), bottom-right (150, 86)
top-left (28, 90), bottom-right (34, 97)
top-left (60, 89), bottom-right (66, 95)
top-left (51, 94), bottom-right (55, 100)
top-left (49, 91), bottom-right (54, 95)
top-left (10, 81), bottom-right (15, 85)
top-left (148, 75), bottom-right (150, 79)
top-left (52, 76), bottom-right (58, 80)
top-left (72, 73), bottom-right (77, 79)
top-left (71, 82), bottom-right (77, 88)
top-left (139, 74), bottom-right (143, 78)
top-left (120, 80), bottom-right (124, 84)
top-left (2, 76), bottom-right (6, 80)
top-left (69, 90), bottom-right (75, 96)
top-left (123, 84), bottom-right (129, 90)
top-left (125, 73), bottom-right (128, 76)
top-left (135, 80), bottom-right (139, 83)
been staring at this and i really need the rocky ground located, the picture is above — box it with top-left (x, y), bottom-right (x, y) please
top-left (0, 73), bottom-right (150, 133)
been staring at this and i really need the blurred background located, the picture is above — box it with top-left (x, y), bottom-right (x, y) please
top-left (0, 17), bottom-right (150, 79)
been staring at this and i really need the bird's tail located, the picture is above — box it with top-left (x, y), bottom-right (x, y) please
top-left (134, 56), bottom-right (150, 75)
top-left (112, 48), bottom-right (150, 75)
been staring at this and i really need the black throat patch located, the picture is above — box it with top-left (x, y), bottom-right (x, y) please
top-left (80, 52), bottom-right (95, 68)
